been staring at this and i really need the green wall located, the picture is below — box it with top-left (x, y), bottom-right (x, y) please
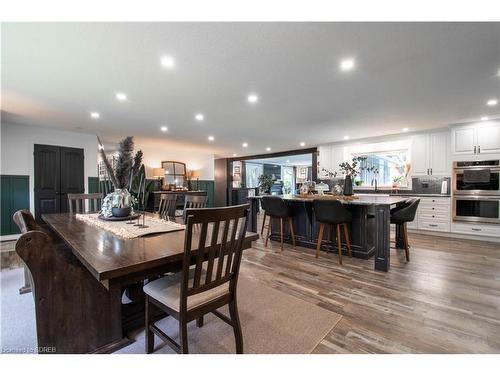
top-left (1, 175), bottom-right (30, 235)
top-left (196, 180), bottom-right (215, 207)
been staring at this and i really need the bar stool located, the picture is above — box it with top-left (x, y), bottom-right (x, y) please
top-left (260, 197), bottom-right (269, 235)
top-left (312, 199), bottom-right (352, 264)
top-left (390, 198), bottom-right (420, 262)
top-left (262, 196), bottom-right (296, 252)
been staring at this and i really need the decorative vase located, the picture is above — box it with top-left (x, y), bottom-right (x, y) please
top-left (100, 188), bottom-right (134, 218)
top-left (112, 206), bottom-right (132, 217)
top-left (343, 175), bottom-right (353, 196)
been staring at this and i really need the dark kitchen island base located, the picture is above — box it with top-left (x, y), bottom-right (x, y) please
top-left (248, 195), bottom-right (409, 272)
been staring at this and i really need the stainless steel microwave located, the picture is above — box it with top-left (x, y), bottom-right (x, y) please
top-left (452, 160), bottom-right (500, 196)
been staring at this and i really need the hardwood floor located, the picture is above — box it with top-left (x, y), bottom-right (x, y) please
top-left (241, 214), bottom-right (500, 353)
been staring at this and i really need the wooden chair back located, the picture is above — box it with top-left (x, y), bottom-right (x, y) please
top-left (13, 209), bottom-right (38, 233)
top-left (158, 194), bottom-right (178, 220)
top-left (180, 204), bottom-right (249, 313)
top-left (67, 193), bottom-right (103, 214)
top-left (183, 194), bottom-right (208, 223)
top-left (100, 180), bottom-right (114, 196)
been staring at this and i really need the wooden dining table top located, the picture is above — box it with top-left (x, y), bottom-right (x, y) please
top-left (42, 213), bottom-right (259, 283)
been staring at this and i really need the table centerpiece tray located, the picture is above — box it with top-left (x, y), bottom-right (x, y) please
top-left (98, 213), bottom-right (141, 221)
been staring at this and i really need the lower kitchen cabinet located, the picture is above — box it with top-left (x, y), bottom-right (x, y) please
top-left (451, 221), bottom-right (500, 238)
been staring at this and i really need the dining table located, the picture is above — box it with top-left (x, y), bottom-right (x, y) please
top-left (16, 212), bottom-right (259, 354)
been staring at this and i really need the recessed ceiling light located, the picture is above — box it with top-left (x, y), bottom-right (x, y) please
top-left (247, 94), bottom-right (259, 104)
top-left (286, 159), bottom-right (290, 163)
top-left (343, 136), bottom-right (350, 140)
top-left (266, 147), bottom-right (271, 151)
top-left (299, 142), bottom-right (306, 147)
top-left (90, 112), bottom-right (100, 119)
top-left (160, 126), bottom-right (168, 132)
top-left (233, 153), bottom-right (237, 157)
top-left (487, 99), bottom-right (498, 106)
top-left (402, 128), bottom-right (409, 132)
top-left (208, 136), bottom-right (215, 141)
top-left (340, 58), bottom-right (355, 72)
top-left (242, 142), bottom-right (248, 148)
top-left (115, 92), bottom-right (127, 101)
top-left (160, 55), bottom-right (175, 69)
top-left (195, 113), bottom-right (204, 122)
top-left (481, 116), bottom-right (489, 121)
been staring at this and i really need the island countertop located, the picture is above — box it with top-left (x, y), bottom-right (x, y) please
top-left (248, 194), bottom-right (409, 206)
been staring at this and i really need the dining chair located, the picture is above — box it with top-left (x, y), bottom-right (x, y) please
top-left (313, 199), bottom-right (352, 264)
top-left (12, 210), bottom-right (37, 295)
top-left (182, 194), bottom-right (208, 223)
top-left (67, 193), bottom-right (103, 214)
top-left (143, 203), bottom-right (250, 354)
top-left (390, 198), bottom-right (420, 261)
top-left (158, 194), bottom-right (178, 221)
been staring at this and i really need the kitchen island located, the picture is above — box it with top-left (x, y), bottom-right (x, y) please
top-left (247, 194), bottom-right (410, 272)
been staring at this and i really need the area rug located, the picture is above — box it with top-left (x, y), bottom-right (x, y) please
top-left (117, 276), bottom-right (342, 354)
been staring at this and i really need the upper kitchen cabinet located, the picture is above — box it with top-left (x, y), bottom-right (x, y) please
top-left (451, 121), bottom-right (500, 156)
top-left (317, 144), bottom-right (332, 178)
top-left (411, 131), bottom-right (449, 176)
top-left (317, 144), bottom-right (345, 178)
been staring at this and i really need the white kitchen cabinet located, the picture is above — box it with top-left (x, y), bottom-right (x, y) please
top-left (317, 145), bottom-right (333, 178)
top-left (411, 131), bottom-right (449, 176)
top-left (476, 124), bottom-right (500, 154)
top-left (451, 221), bottom-right (500, 238)
top-left (417, 196), bottom-right (451, 232)
top-left (411, 135), bottom-right (428, 175)
top-left (429, 132), bottom-right (449, 175)
top-left (331, 147), bottom-right (345, 171)
top-left (451, 122), bottom-right (500, 156)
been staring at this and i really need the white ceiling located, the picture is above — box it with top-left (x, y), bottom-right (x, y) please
top-left (2, 22), bottom-right (499, 157)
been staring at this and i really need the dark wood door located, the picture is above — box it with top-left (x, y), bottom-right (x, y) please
top-left (34, 145), bottom-right (84, 222)
top-left (60, 147), bottom-right (85, 213)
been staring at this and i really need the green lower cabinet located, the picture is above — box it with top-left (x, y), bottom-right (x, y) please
top-left (1, 175), bottom-right (30, 235)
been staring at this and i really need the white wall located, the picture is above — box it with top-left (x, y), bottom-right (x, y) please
top-left (0, 122), bottom-right (98, 213)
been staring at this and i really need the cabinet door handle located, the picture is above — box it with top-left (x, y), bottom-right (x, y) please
top-left (474, 145), bottom-right (477, 154)
top-left (471, 228), bottom-right (482, 232)
top-left (426, 168), bottom-right (429, 175)
top-left (429, 224), bottom-right (438, 227)
top-left (430, 168), bottom-right (432, 175)
top-left (478, 145), bottom-right (481, 154)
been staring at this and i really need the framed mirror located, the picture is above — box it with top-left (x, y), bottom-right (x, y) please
top-left (161, 161), bottom-right (187, 190)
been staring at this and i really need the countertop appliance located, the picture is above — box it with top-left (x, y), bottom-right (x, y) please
top-left (452, 160), bottom-right (500, 224)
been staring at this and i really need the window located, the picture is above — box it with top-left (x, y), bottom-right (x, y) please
top-left (354, 149), bottom-right (410, 188)
top-left (246, 163), bottom-right (264, 188)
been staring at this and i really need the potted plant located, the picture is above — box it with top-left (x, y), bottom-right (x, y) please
top-left (258, 174), bottom-right (274, 194)
top-left (321, 156), bottom-right (378, 196)
top-left (98, 136), bottom-right (143, 217)
top-left (392, 176), bottom-right (403, 189)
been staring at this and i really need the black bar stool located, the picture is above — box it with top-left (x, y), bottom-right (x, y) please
top-left (390, 198), bottom-right (420, 261)
top-left (262, 196), bottom-right (296, 252)
top-left (260, 197), bottom-right (269, 235)
top-left (313, 199), bottom-right (352, 264)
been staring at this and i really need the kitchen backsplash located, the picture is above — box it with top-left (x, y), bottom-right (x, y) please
top-left (318, 176), bottom-right (451, 195)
